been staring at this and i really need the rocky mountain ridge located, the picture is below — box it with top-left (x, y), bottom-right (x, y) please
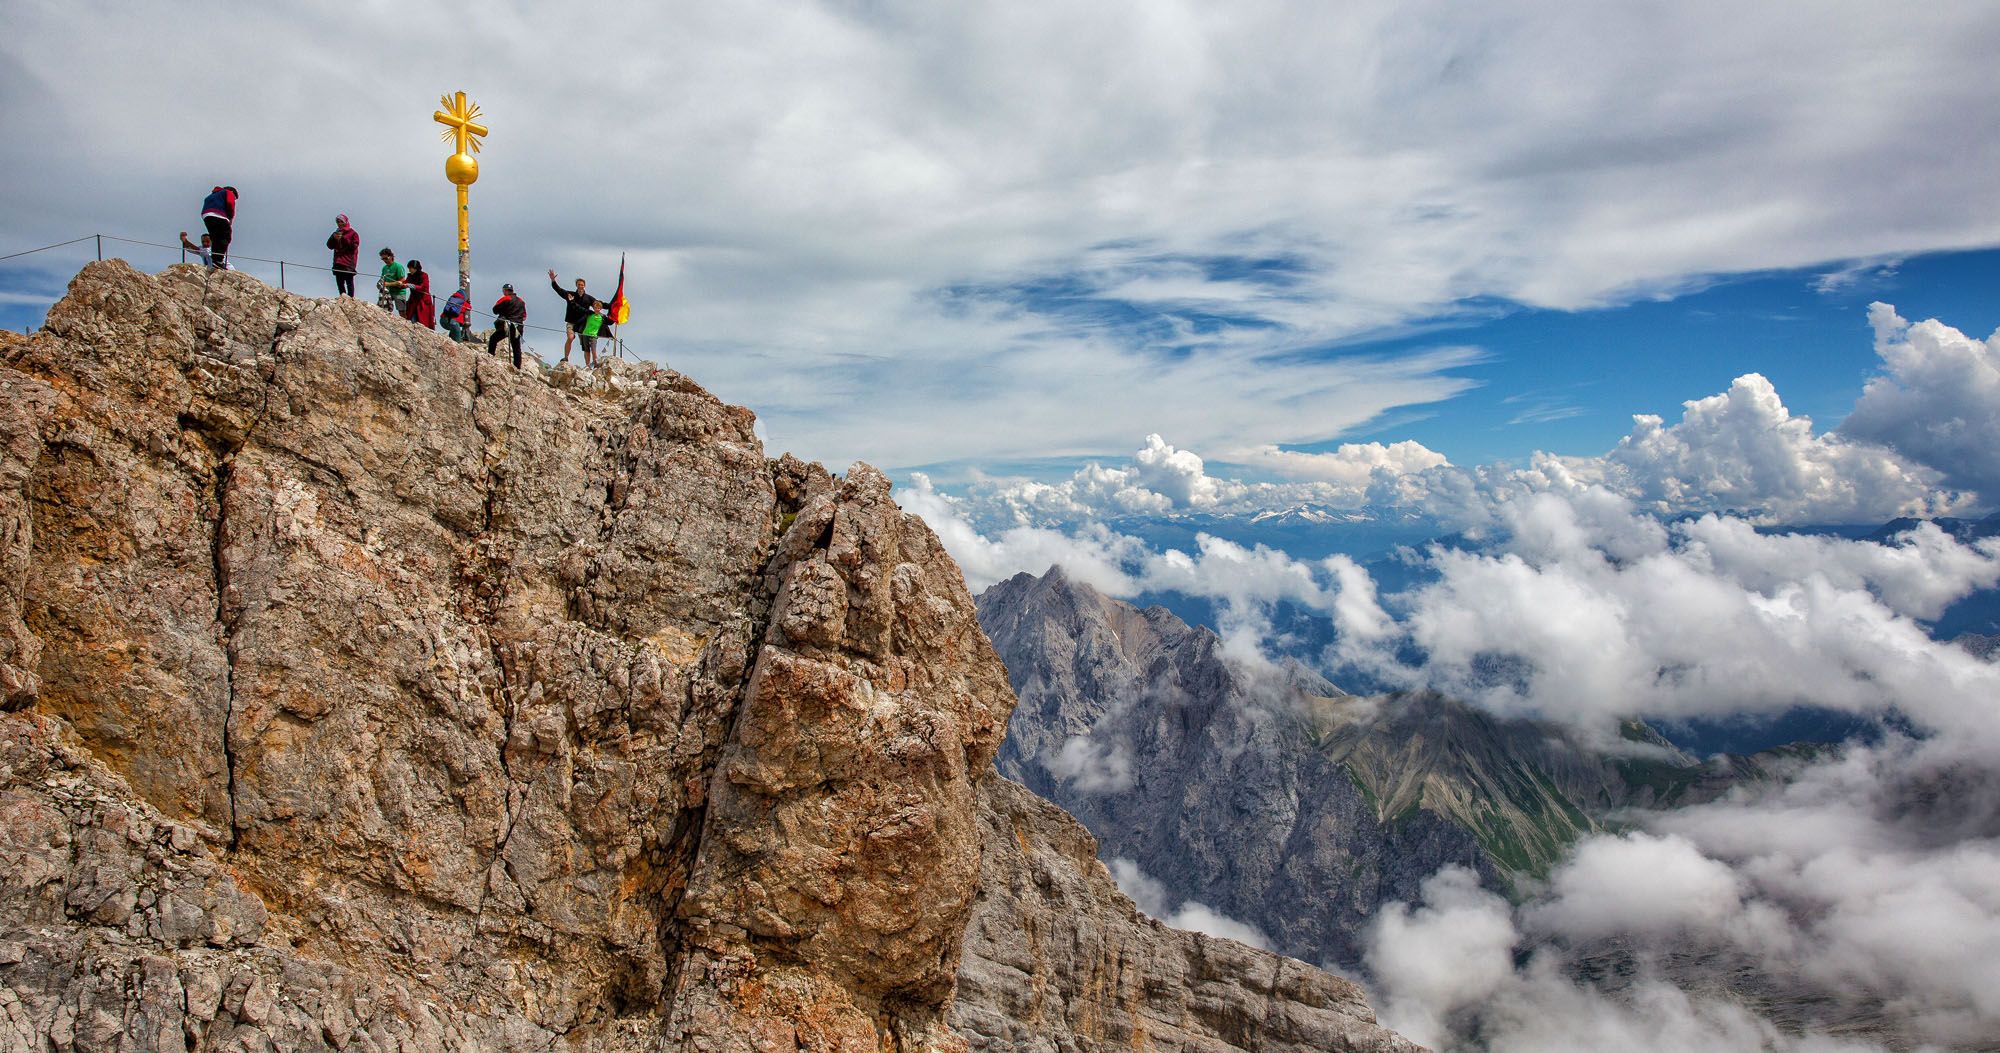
top-left (979, 566), bottom-right (1791, 971)
top-left (0, 261), bottom-right (1416, 1051)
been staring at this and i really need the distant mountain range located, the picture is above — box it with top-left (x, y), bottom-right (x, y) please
top-left (1102, 504), bottom-right (1447, 561)
top-left (977, 567), bottom-right (1809, 971)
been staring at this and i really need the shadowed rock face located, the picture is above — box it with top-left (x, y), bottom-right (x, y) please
top-left (0, 261), bottom-right (1418, 1052)
top-left (954, 778), bottom-right (1422, 1053)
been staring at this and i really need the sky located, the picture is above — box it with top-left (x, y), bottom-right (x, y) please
top-left (10, 5), bottom-right (2000, 1048)
top-left (7, 1), bottom-right (2000, 483)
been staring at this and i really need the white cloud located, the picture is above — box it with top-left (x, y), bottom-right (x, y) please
top-left (11, 5), bottom-right (2000, 469)
top-left (1840, 304), bottom-right (2000, 500)
top-left (1227, 440), bottom-right (1451, 486)
top-left (1050, 735), bottom-right (1136, 793)
top-left (1524, 833), bottom-right (1751, 942)
top-left (1131, 434), bottom-right (1241, 509)
top-left (1365, 866), bottom-right (1520, 1044)
top-left (1595, 373), bottom-right (1963, 522)
top-left (934, 316), bottom-right (1978, 535)
top-left (911, 459), bottom-right (2000, 738)
top-left (1329, 490), bottom-right (2000, 741)
top-left (1811, 257), bottom-right (1902, 296)
top-left (902, 476), bottom-right (1354, 663)
top-left (1110, 857), bottom-right (1273, 951)
top-left (898, 472), bottom-right (1146, 595)
top-left (1369, 738), bottom-right (2000, 1051)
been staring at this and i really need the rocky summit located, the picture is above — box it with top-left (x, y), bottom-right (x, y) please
top-left (0, 261), bottom-right (1417, 1052)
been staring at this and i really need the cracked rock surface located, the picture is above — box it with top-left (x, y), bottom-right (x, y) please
top-left (0, 262), bottom-right (1417, 1052)
top-left (953, 779), bottom-right (1422, 1053)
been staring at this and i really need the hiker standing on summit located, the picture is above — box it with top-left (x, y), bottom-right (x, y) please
top-left (327, 215), bottom-right (360, 296)
top-left (376, 248), bottom-right (408, 312)
top-left (489, 283), bottom-right (527, 368)
top-left (548, 270), bottom-right (604, 367)
top-left (402, 260), bottom-right (436, 329)
top-left (440, 288), bottom-right (470, 341)
top-left (200, 186), bottom-right (236, 269)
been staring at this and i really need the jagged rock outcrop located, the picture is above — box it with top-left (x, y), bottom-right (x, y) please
top-left (0, 262), bottom-right (1418, 1052)
top-left (0, 260), bottom-right (1011, 1050)
top-left (953, 778), bottom-right (1419, 1052)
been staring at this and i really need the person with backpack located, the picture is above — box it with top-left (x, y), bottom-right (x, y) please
top-left (548, 269), bottom-right (604, 367)
top-left (441, 288), bottom-right (470, 341)
top-left (488, 283), bottom-right (527, 368)
top-left (327, 215), bottom-right (360, 296)
top-left (200, 186), bottom-right (237, 269)
top-left (376, 248), bottom-right (408, 312)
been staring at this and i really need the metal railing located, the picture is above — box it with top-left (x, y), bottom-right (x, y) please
top-left (0, 231), bottom-right (631, 362)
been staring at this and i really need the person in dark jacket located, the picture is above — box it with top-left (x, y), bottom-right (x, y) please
top-left (327, 215), bottom-right (360, 296)
top-left (201, 186), bottom-right (237, 269)
top-left (547, 269), bottom-right (604, 367)
top-left (488, 283), bottom-right (527, 368)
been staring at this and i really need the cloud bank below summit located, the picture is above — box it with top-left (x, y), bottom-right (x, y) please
top-left (903, 307), bottom-right (2000, 1049)
top-left (918, 303), bottom-right (1993, 536)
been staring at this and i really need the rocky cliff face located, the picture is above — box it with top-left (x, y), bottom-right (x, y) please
top-left (979, 567), bottom-right (1766, 972)
top-left (953, 778), bottom-right (1419, 1053)
top-left (0, 262), bottom-right (1416, 1052)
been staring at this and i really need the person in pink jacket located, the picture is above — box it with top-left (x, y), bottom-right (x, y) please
top-left (327, 214), bottom-right (360, 296)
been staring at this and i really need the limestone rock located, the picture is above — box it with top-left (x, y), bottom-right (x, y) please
top-left (0, 261), bottom-right (1417, 1052)
top-left (953, 777), bottom-right (1422, 1053)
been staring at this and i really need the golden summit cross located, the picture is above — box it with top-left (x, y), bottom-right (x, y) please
top-left (433, 92), bottom-right (488, 158)
top-left (432, 91), bottom-right (488, 299)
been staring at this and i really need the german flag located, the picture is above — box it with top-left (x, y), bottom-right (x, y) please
top-left (607, 253), bottom-right (629, 325)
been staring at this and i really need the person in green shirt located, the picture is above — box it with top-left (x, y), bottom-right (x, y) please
top-left (376, 248), bottom-right (409, 312)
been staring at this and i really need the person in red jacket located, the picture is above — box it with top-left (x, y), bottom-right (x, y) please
top-left (201, 186), bottom-right (237, 270)
top-left (488, 283), bottom-right (527, 368)
top-left (327, 215), bottom-right (360, 296)
top-left (402, 260), bottom-right (436, 329)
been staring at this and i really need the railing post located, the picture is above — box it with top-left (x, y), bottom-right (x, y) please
top-left (95, 235), bottom-right (102, 261)
top-left (280, 261), bottom-right (286, 290)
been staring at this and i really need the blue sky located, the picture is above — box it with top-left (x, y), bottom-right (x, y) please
top-left (1334, 248), bottom-right (2000, 470)
top-left (6, 2), bottom-right (2000, 493)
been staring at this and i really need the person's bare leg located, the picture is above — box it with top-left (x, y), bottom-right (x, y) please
top-left (561, 328), bottom-right (573, 363)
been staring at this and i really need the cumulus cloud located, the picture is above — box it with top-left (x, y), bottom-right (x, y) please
top-left (1131, 434), bottom-right (1241, 509)
top-left (1227, 440), bottom-right (1452, 486)
top-left (1596, 372), bottom-right (1963, 522)
top-left (937, 321), bottom-right (1978, 538)
top-left (1049, 735), bottom-right (1136, 793)
top-left (903, 473), bottom-right (1354, 661)
top-left (1522, 832), bottom-right (1756, 942)
top-left (1110, 857), bottom-right (1273, 951)
top-left (1329, 489), bottom-right (2000, 741)
top-left (1840, 304), bottom-right (2000, 499)
top-left (1368, 737), bottom-right (2000, 1051)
